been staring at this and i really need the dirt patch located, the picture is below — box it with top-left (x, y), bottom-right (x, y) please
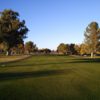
top-left (0, 55), bottom-right (31, 63)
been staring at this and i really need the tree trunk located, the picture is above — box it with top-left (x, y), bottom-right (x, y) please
top-left (6, 51), bottom-right (9, 56)
top-left (91, 52), bottom-right (93, 58)
top-left (6, 50), bottom-right (10, 56)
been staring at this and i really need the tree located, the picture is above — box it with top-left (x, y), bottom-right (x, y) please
top-left (10, 43), bottom-right (25, 55)
top-left (57, 43), bottom-right (68, 54)
top-left (38, 48), bottom-right (51, 54)
top-left (80, 43), bottom-right (89, 55)
top-left (68, 44), bottom-right (77, 55)
top-left (44, 48), bottom-right (51, 54)
top-left (84, 22), bottom-right (100, 58)
top-left (25, 41), bottom-right (38, 54)
top-left (0, 42), bottom-right (8, 54)
top-left (74, 44), bottom-right (81, 55)
top-left (0, 9), bottom-right (28, 55)
top-left (17, 43), bottom-right (25, 54)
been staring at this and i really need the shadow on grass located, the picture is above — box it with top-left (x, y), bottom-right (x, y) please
top-left (2, 58), bottom-right (100, 68)
top-left (70, 58), bottom-right (100, 63)
top-left (0, 68), bottom-right (75, 81)
top-left (4, 62), bottom-right (70, 67)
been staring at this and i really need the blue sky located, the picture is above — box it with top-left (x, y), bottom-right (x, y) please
top-left (0, 0), bottom-right (100, 50)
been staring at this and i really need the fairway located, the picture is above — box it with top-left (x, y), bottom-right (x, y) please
top-left (0, 55), bottom-right (100, 100)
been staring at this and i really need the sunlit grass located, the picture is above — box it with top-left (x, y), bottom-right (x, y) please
top-left (0, 55), bottom-right (30, 63)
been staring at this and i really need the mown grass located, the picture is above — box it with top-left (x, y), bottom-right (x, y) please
top-left (0, 55), bottom-right (100, 100)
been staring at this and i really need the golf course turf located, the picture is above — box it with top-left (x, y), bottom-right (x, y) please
top-left (0, 55), bottom-right (100, 100)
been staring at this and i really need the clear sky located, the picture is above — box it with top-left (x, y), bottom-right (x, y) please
top-left (0, 0), bottom-right (100, 50)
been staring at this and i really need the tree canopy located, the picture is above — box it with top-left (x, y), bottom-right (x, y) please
top-left (84, 22), bottom-right (100, 57)
top-left (0, 9), bottom-right (28, 55)
top-left (25, 41), bottom-right (38, 54)
top-left (57, 43), bottom-right (68, 54)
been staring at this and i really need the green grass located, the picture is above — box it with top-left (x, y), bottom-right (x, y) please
top-left (0, 55), bottom-right (100, 100)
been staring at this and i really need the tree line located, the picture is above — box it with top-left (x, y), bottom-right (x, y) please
top-left (0, 9), bottom-right (100, 57)
top-left (57, 22), bottom-right (100, 58)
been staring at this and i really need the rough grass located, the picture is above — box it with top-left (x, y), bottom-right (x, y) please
top-left (0, 55), bottom-right (100, 100)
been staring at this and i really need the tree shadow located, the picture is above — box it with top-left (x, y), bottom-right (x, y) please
top-left (70, 58), bottom-right (100, 63)
top-left (1, 58), bottom-right (100, 68)
top-left (0, 68), bottom-right (75, 81)
top-left (4, 58), bottom-right (100, 67)
top-left (4, 62), bottom-right (70, 67)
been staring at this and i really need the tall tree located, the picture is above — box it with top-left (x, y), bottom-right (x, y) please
top-left (84, 22), bottom-right (100, 58)
top-left (0, 9), bottom-right (28, 55)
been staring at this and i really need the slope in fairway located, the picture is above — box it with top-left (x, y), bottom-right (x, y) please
top-left (0, 55), bottom-right (100, 100)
